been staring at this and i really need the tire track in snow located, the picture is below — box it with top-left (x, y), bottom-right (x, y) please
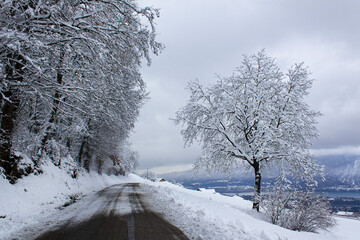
top-left (33, 183), bottom-right (189, 240)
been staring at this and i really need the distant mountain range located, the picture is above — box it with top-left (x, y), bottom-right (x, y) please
top-left (316, 155), bottom-right (360, 190)
top-left (162, 154), bottom-right (360, 191)
top-left (318, 155), bottom-right (360, 184)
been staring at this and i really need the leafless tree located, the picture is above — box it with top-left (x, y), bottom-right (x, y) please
top-left (174, 50), bottom-right (322, 211)
top-left (262, 183), bottom-right (335, 232)
top-left (0, 0), bottom-right (162, 181)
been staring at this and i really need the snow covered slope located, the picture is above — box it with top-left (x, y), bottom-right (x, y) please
top-left (0, 163), bottom-right (142, 240)
top-left (142, 180), bottom-right (360, 240)
top-left (1, 169), bottom-right (360, 240)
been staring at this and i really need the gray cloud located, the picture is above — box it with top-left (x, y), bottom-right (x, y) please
top-left (131, 0), bottom-right (360, 170)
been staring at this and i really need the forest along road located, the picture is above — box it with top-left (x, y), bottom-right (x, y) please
top-left (34, 183), bottom-right (189, 240)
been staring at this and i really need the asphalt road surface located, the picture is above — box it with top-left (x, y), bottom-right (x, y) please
top-left (35, 183), bottom-right (189, 240)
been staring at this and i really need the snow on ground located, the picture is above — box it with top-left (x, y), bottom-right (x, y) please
top-left (0, 162), bottom-right (142, 240)
top-left (2, 168), bottom-right (360, 240)
top-left (142, 180), bottom-right (360, 240)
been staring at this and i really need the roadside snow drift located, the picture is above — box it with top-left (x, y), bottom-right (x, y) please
top-left (1, 171), bottom-right (360, 240)
top-left (141, 180), bottom-right (360, 240)
top-left (0, 163), bottom-right (141, 240)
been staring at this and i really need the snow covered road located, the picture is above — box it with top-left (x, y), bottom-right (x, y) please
top-left (30, 183), bottom-right (188, 240)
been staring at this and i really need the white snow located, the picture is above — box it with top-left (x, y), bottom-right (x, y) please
top-left (197, 188), bottom-right (216, 194)
top-left (0, 162), bottom-right (142, 240)
top-left (337, 211), bottom-right (354, 216)
top-left (1, 169), bottom-right (360, 240)
top-left (141, 180), bottom-right (360, 240)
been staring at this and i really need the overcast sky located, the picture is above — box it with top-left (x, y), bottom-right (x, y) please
top-left (130, 0), bottom-right (360, 173)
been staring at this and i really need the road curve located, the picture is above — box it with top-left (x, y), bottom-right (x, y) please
top-left (35, 183), bottom-right (189, 240)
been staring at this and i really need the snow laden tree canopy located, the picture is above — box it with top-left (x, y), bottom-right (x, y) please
top-left (0, 0), bottom-right (162, 182)
top-left (174, 50), bottom-right (322, 211)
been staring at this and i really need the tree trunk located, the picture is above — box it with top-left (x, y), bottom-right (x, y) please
top-left (40, 72), bottom-right (63, 148)
top-left (253, 161), bottom-right (261, 211)
top-left (82, 150), bottom-right (91, 172)
top-left (39, 47), bottom-right (65, 160)
top-left (77, 136), bottom-right (88, 166)
top-left (96, 156), bottom-right (103, 174)
top-left (0, 90), bottom-right (21, 183)
top-left (81, 140), bottom-right (92, 172)
top-left (0, 52), bottom-right (24, 183)
top-left (77, 119), bottom-right (92, 169)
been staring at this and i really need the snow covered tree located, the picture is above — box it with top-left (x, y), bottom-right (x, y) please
top-left (174, 50), bottom-right (322, 211)
top-left (142, 169), bottom-right (157, 182)
top-left (0, 0), bottom-right (162, 182)
top-left (262, 183), bottom-right (334, 232)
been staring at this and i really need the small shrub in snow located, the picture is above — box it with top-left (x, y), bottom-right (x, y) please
top-left (142, 170), bottom-right (157, 182)
top-left (263, 186), bottom-right (335, 232)
top-left (59, 193), bottom-right (81, 209)
top-left (285, 191), bottom-right (335, 232)
top-left (171, 180), bottom-right (184, 187)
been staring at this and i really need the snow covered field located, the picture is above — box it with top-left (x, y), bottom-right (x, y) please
top-left (1, 168), bottom-right (360, 240)
top-left (142, 180), bottom-right (360, 240)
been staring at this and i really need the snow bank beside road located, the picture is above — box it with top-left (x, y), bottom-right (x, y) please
top-left (0, 163), bottom-right (140, 239)
top-left (2, 170), bottom-right (360, 240)
top-left (142, 180), bottom-right (360, 240)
